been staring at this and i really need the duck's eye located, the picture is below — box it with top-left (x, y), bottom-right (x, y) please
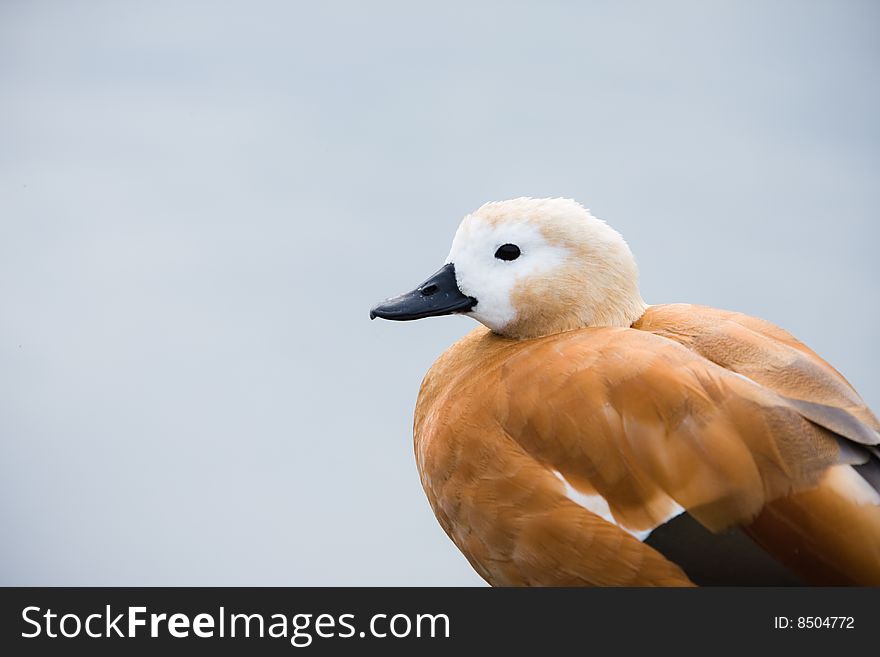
top-left (494, 243), bottom-right (521, 261)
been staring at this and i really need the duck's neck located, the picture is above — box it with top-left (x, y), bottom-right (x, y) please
top-left (499, 295), bottom-right (649, 340)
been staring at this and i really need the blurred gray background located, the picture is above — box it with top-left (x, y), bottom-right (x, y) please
top-left (1, 0), bottom-right (877, 585)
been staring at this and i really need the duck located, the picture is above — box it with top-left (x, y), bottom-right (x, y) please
top-left (370, 197), bottom-right (880, 586)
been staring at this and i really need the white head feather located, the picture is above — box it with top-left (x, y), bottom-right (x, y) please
top-left (446, 197), bottom-right (647, 339)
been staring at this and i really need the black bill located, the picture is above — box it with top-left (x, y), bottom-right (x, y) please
top-left (370, 263), bottom-right (477, 321)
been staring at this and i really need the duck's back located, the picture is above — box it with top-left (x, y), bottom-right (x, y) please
top-left (633, 304), bottom-right (879, 431)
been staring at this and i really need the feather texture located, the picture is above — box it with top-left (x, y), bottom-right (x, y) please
top-left (413, 304), bottom-right (880, 586)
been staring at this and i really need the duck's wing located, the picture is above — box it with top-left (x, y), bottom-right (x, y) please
top-left (492, 324), bottom-right (880, 585)
top-left (629, 303), bottom-right (880, 583)
top-left (633, 303), bottom-right (880, 437)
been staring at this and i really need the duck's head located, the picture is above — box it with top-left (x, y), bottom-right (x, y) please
top-left (370, 197), bottom-right (647, 339)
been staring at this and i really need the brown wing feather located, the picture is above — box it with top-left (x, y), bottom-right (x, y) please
top-left (492, 327), bottom-right (848, 533)
top-left (633, 304), bottom-right (880, 434)
top-left (746, 466), bottom-right (880, 585)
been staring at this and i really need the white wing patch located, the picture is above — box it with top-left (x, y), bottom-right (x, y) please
top-left (824, 464), bottom-right (880, 506)
top-left (552, 470), bottom-right (685, 541)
